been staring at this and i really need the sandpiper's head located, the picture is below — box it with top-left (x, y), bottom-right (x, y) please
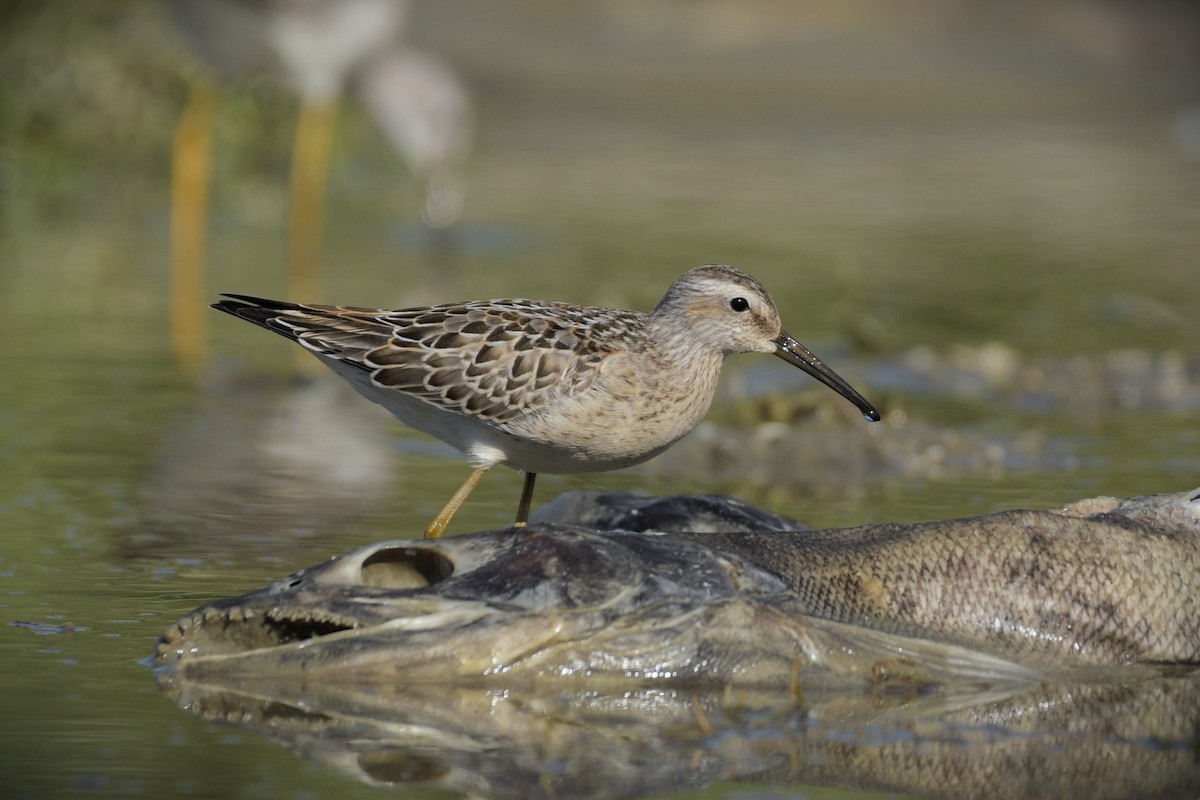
top-left (652, 264), bottom-right (880, 422)
top-left (651, 264), bottom-right (784, 355)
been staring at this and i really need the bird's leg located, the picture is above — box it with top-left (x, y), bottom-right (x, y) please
top-left (169, 76), bottom-right (219, 379)
top-left (287, 96), bottom-right (337, 304)
top-left (514, 472), bottom-right (537, 527)
top-left (424, 466), bottom-right (489, 539)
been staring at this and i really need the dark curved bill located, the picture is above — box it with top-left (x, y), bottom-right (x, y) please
top-left (774, 332), bottom-right (881, 422)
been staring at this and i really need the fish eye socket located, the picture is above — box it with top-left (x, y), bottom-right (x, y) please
top-left (729, 297), bottom-right (750, 312)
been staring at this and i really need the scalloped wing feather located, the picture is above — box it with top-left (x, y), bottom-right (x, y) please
top-left (266, 299), bottom-right (645, 426)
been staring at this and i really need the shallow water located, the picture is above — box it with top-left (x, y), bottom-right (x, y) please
top-left (2, 3), bottom-right (1198, 799)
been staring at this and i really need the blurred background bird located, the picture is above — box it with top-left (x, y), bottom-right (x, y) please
top-left (166, 0), bottom-right (472, 376)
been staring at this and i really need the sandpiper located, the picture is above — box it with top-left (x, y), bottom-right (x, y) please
top-left (212, 264), bottom-right (880, 537)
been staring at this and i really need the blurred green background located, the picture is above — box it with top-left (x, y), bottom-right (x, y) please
top-left (1, 1), bottom-right (1197, 798)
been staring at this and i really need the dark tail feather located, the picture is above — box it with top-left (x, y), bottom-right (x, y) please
top-left (210, 294), bottom-right (306, 341)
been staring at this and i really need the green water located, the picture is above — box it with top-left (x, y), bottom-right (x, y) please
top-left (2, 3), bottom-right (1198, 799)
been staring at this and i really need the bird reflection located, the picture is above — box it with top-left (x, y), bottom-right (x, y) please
top-left (133, 371), bottom-right (397, 556)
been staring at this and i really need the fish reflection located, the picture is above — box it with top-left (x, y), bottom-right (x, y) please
top-left (157, 668), bottom-right (1200, 799)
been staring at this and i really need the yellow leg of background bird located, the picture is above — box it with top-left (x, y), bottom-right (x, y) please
top-left (514, 471), bottom-right (537, 527)
top-left (287, 97), bottom-right (337, 303)
top-left (424, 466), bottom-right (489, 539)
top-left (287, 97), bottom-right (337, 373)
top-left (169, 77), bottom-right (219, 380)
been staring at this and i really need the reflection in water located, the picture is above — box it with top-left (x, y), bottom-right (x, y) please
top-left (129, 372), bottom-right (397, 557)
top-left (158, 672), bottom-right (1200, 799)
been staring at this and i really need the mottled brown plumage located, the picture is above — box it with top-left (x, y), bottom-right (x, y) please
top-left (212, 264), bottom-right (879, 536)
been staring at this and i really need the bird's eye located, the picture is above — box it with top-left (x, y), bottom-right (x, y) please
top-left (729, 297), bottom-right (750, 312)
